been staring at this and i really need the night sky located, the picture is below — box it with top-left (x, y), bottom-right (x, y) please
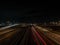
top-left (0, 2), bottom-right (60, 23)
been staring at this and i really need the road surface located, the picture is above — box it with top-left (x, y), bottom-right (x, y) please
top-left (0, 25), bottom-right (59, 45)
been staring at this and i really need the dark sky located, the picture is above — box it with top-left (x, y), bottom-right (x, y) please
top-left (0, 2), bottom-right (60, 23)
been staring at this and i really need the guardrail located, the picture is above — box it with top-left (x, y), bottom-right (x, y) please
top-left (0, 24), bottom-right (19, 30)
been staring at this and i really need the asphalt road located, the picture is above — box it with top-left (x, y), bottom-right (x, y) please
top-left (0, 25), bottom-right (59, 45)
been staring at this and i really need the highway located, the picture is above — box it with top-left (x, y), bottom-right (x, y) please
top-left (0, 24), bottom-right (59, 45)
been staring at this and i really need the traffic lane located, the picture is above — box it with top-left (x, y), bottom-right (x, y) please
top-left (31, 26), bottom-right (47, 45)
top-left (0, 29), bottom-right (19, 45)
top-left (10, 27), bottom-right (27, 45)
top-left (34, 27), bottom-right (55, 45)
top-left (0, 27), bottom-right (22, 45)
top-left (33, 26), bottom-right (59, 45)
top-left (0, 25), bottom-right (21, 35)
top-left (0, 27), bottom-right (21, 39)
top-left (0, 29), bottom-right (15, 35)
top-left (34, 25), bottom-right (60, 45)
top-left (0, 26), bottom-right (34, 45)
top-left (19, 26), bottom-right (36, 45)
top-left (32, 28), bottom-right (42, 45)
top-left (43, 31), bottom-right (60, 45)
